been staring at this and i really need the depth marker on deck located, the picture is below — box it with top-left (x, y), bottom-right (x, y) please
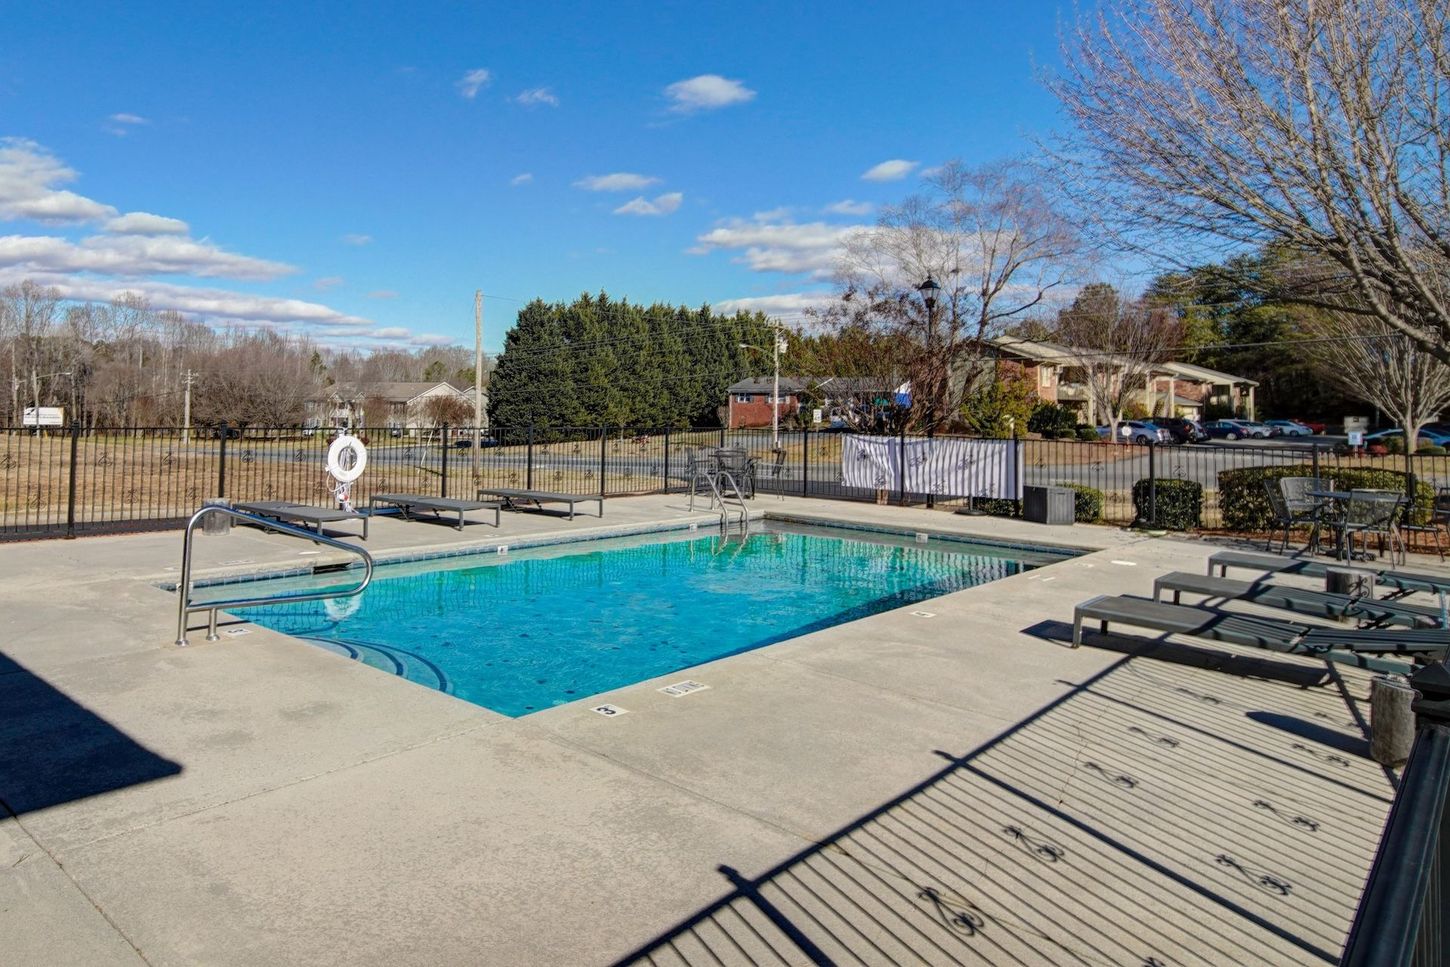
top-left (591, 704), bottom-right (628, 716)
top-left (659, 680), bottom-right (709, 697)
top-left (910, 610), bottom-right (937, 618)
top-left (223, 627), bottom-right (252, 637)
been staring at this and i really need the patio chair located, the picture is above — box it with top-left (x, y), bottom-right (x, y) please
top-left (683, 449), bottom-right (718, 511)
top-left (1277, 476), bottom-right (1331, 553)
top-left (1398, 485), bottom-right (1450, 562)
top-left (714, 448), bottom-right (758, 499)
top-left (1339, 490), bottom-right (1407, 566)
top-left (1262, 480), bottom-right (1313, 554)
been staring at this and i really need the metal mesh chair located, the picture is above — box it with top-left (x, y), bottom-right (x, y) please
top-left (1339, 490), bottom-right (1407, 565)
top-left (1399, 486), bottom-right (1450, 561)
top-left (1276, 476), bottom-right (1332, 553)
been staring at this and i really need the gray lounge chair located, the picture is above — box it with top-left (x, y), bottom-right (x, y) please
top-left (369, 494), bottom-right (501, 530)
top-left (232, 501), bottom-right (369, 540)
top-left (476, 488), bottom-right (603, 520)
top-left (1071, 594), bottom-right (1427, 674)
top-left (1207, 550), bottom-right (1450, 598)
top-left (1153, 571), bottom-right (1444, 628)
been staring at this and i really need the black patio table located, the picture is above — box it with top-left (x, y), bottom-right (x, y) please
top-left (1309, 489), bottom-right (1405, 561)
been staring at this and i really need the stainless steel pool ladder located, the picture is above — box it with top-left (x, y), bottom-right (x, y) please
top-left (712, 469), bottom-right (750, 536)
top-left (174, 505), bottom-right (374, 646)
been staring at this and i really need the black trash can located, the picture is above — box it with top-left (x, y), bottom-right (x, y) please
top-left (1023, 485), bottom-right (1074, 525)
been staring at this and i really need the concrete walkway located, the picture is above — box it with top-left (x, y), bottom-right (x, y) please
top-left (0, 496), bottom-right (1411, 964)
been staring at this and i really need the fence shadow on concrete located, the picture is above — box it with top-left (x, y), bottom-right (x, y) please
top-left (612, 647), bottom-right (1392, 966)
top-left (0, 651), bottom-right (181, 815)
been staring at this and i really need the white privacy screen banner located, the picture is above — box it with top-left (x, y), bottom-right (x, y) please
top-left (840, 435), bottom-right (1023, 499)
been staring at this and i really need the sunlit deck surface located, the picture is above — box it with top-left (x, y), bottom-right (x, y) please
top-left (0, 495), bottom-right (1417, 965)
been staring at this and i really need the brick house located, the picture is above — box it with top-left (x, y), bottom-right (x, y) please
top-left (726, 377), bottom-right (806, 429)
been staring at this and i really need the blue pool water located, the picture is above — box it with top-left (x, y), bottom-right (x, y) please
top-left (233, 523), bottom-right (1071, 717)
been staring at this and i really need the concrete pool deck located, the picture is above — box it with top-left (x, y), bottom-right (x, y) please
top-left (0, 495), bottom-right (1418, 964)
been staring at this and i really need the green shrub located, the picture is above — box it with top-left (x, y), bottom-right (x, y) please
top-left (1055, 481), bottom-right (1104, 522)
top-left (1216, 465), bottom-right (1431, 530)
top-left (1028, 402), bottom-right (1079, 439)
top-left (1384, 435), bottom-right (1406, 454)
top-left (1075, 426), bottom-right (1100, 442)
top-left (1132, 478), bottom-right (1203, 530)
top-left (1417, 444), bottom-right (1447, 455)
top-left (971, 497), bottom-right (1017, 518)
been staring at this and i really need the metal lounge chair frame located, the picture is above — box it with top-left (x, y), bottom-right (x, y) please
top-left (231, 500), bottom-right (369, 540)
top-left (1152, 570), bottom-right (1444, 628)
top-left (368, 493), bottom-right (501, 530)
top-left (475, 487), bottom-right (603, 520)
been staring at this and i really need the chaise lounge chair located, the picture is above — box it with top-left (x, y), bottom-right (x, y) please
top-left (368, 493), bottom-right (501, 530)
top-left (1206, 550), bottom-right (1450, 598)
top-left (476, 488), bottom-right (603, 520)
top-left (1071, 594), bottom-right (1443, 675)
top-left (1153, 571), bottom-right (1445, 628)
top-left (232, 500), bottom-right (369, 540)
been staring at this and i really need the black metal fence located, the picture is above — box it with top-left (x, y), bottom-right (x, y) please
top-left (3, 423), bottom-right (1447, 540)
top-left (1341, 661), bottom-right (1450, 967)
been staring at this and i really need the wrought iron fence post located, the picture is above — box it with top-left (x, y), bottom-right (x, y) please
top-left (662, 427), bottom-right (670, 493)
top-left (925, 421), bottom-right (935, 510)
top-left (440, 423), bottom-right (449, 498)
top-left (1147, 439), bottom-right (1158, 527)
top-left (897, 423), bottom-right (907, 506)
top-left (65, 420), bottom-right (80, 539)
top-left (1311, 442), bottom-right (1320, 481)
top-left (599, 426), bottom-right (607, 499)
top-left (526, 424), bottom-right (535, 490)
top-left (1012, 429), bottom-right (1021, 519)
top-left (216, 428), bottom-right (228, 498)
top-left (802, 429), bottom-right (809, 498)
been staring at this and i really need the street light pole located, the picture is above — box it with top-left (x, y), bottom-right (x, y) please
top-left (771, 325), bottom-right (781, 451)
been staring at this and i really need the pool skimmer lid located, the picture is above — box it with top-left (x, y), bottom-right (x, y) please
top-left (658, 680), bottom-right (709, 697)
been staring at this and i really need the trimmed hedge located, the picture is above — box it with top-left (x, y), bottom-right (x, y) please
top-left (1055, 481), bottom-right (1104, 523)
top-left (1075, 426), bottom-right (1099, 442)
top-left (1132, 478), bottom-right (1203, 530)
top-left (1216, 464), bottom-right (1430, 531)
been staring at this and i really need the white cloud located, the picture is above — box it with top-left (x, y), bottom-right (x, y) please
top-left (693, 215), bottom-right (863, 278)
top-left (753, 206), bottom-right (793, 222)
top-left (456, 68), bottom-right (492, 99)
top-left (314, 276), bottom-right (344, 291)
top-left (714, 292), bottom-right (835, 321)
top-left (514, 87), bottom-right (559, 107)
top-left (105, 211), bottom-right (189, 235)
top-left (0, 233), bottom-right (295, 280)
top-left (341, 233), bottom-right (373, 246)
top-left (861, 159), bottom-right (919, 182)
top-left (367, 289), bottom-right (398, 299)
top-left (614, 192), bottom-right (683, 216)
top-left (0, 269), bottom-right (369, 328)
top-left (665, 74), bottom-right (755, 113)
top-left (409, 333), bottom-right (457, 346)
top-left (0, 138), bottom-right (118, 224)
top-left (510, 172), bottom-right (534, 186)
top-left (573, 172), bottom-right (659, 192)
top-left (824, 199), bottom-right (873, 216)
top-left (109, 113), bottom-right (149, 125)
top-left (369, 326), bottom-right (411, 339)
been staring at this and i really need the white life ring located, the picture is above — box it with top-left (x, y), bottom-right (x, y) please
top-left (326, 434), bottom-right (368, 483)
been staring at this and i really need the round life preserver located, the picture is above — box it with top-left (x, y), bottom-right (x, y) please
top-left (326, 434), bottom-right (368, 483)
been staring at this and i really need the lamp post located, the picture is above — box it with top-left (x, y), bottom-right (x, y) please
top-left (738, 326), bottom-right (788, 450)
top-left (917, 275), bottom-right (941, 432)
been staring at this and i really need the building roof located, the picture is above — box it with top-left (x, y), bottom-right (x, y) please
top-left (1159, 361), bottom-right (1259, 387)
top-left (727, 375), bottom-right (896, 396)
top-left (728, 377), bottom-right (809, 394)
top-left (333, 381), bottom-right (464, 403)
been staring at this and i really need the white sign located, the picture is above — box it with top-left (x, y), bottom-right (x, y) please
top-left (840, 435), bottom-right (1023, 499)
top-left (1348, 430), bottom-right (1364, 448)
top-left (23, 406), bottom-right (63, 427)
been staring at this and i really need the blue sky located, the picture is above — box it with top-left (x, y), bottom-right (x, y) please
top-left (0, 1), bottom-right (1072, 353)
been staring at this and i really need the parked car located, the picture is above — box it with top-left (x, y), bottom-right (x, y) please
top-left (1287, 418), bottom-right (1328, 434)
top-left (1223, 419), bottom-right (1275, 439)
top-left (1263, 419), bottom-right (1313, 437)
top-left (1151, 416), bottom-right (1209, 444)
top-left (1364, 427), bottom-right (1450, 448)
top-left (1203, 420), bottom-right (1251, 440)
top-left (208, 421), bottom-right (242, 440)
top-left (448, 436), bottom-right (500, 449)
top-left (1110, 420), bottom-right (1173, 445)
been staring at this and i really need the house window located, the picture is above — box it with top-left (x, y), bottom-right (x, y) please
top-left (735, 394), bottom-right (753, 403)
top-left (1039, 366), bottom-right (1052, 388)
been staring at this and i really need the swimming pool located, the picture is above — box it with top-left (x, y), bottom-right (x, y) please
top-left (231, 522), bottom-right (1073, 717)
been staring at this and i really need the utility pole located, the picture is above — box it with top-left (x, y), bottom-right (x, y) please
top-left (182, 369), bottom-right (196, 444)
top-left (473, 290), bottom-right (483, 477)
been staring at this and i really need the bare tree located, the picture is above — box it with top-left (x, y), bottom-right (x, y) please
top-left (820, 159), bottom-right (1080, 430)
top-left (421, 393), bottom-right (472, 428)
top-left (1051, 284), bottom-right (1183, 442)
top-left (1050, 0), bottom-right (1450, 360)
top-left (1305, 313), bottom-right (1450, 448)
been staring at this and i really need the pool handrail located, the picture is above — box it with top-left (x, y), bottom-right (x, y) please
top-left (174, 504), bottom-right (374, 646)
